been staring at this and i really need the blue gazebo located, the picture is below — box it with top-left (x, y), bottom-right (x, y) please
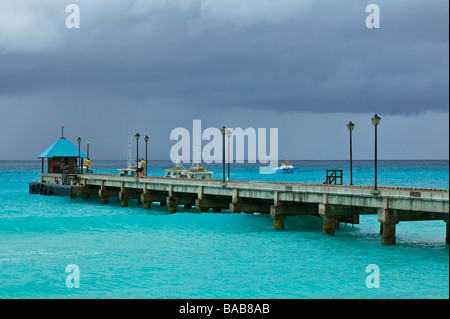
top-left (38, 137), bottom-right (87, 174)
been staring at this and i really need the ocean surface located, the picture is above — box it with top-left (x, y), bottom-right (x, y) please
top-left (0, 160), bottom-right (448, 299)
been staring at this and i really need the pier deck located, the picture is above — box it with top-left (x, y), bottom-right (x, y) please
top-left (33, 173), bottom-right (449, 245)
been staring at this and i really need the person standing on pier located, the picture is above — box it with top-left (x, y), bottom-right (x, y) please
top-left (141, 158), bottom-right (146, 176)
top-left (137, 159), bottom-right (143, 178)
top-left (86, 158), bottom-right (91, 173)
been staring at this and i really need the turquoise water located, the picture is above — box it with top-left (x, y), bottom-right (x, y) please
top-left (0, 160), bottom-right (448, 299)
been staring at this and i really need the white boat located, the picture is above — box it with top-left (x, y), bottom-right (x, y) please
top-left (166, 149), bottom-right (213, 179)
top-left (275, 161), bottom-right (295, 174)
top-left (118, 136), bottom-right (137, 176)
top-left (180, 162), bottom-right (213, 179)
top-left (164, 160), bottom-right (186, 178)
top-left (164, 160), bottom-right (213, 179)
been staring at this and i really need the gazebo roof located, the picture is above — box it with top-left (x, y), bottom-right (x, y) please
top-left (38, 138), bottom-right (87, 159)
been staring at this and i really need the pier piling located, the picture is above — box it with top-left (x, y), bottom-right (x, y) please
top-left (166, 196), bottom-right (178, 214)
top-left (322, 217), bottom-right (335, 235)
top-left (377, 207), bottom-right (398, 245)
top-left (381, 223), bottom-right (397, 245)
top-left (319, 204), bottom-right (335, 235)
top-left (272, 215), bottom-right (287, 229)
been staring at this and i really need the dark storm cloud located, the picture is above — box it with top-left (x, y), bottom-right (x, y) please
top-left (0, 0), bottom-right (448, 116)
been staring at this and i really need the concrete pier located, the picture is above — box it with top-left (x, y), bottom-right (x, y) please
top-left (33, 173), bottom-right (449, 245)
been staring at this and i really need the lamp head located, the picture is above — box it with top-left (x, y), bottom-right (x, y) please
top-left (221, 126), bottom-right (226, 135)
top-left (144, 135), bottom-right (149, 142)
top-left (77, 137), bottom-right (81, 143)
top-left (347, 121), bottom-right (355, 131)
top-left (371, 114), bottom-right (381, 126)
top-left (135, 133), bottom-right (140, 140)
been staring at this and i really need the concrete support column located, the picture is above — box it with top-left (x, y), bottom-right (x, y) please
top-left (319, 203), bottom-right (335, 235)
top-left (196, 199), bottom-right (209, 213)
top-left (166, 185), bottom-right (176, 213)
top-left (143, 201), bottom-right (151, 209)
top-left (141, 192), bottom-right (151, 209)
top-left (271, 191), bottom-right (287, 229)
top-left (142, 193), bottom-right (151, 209)
top-left (196, 186), bottom-right (208, 212)
top-left (98, 187), bottom-right (110, 204)
top-left (377, 204), bottom-right (398, 245)
top-left (322, 217), bottom-right (335, 235)
top-left (381, 223), bottom-right (397, 245)
top-left (119, 182), bottom-right (128, 207)
top-left (98, 182), bottom-right (109, 204)
top-left (273, 216), bottom-right (287, 229)
top-left (270, 204), bottom-right (287, 229)
top-left (230, 189), bottom-right (239, 213)
top-left (119, 191), bottom-right (128, 207)
top-left (229, 202), bottom-right (239, 213)
top-left (138, 184), bottom-right (152, 209)
top-left (167, 196), bottom-right (177, 214)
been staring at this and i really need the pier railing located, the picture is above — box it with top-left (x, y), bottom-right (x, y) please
top-left (323, 169), bottom-right (343, 185)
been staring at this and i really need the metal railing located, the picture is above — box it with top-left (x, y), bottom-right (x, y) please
top-left (324, 170), bottom-right (343, 185)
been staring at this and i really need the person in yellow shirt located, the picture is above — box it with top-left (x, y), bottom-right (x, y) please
top-left (141, 158), bottom-right (146, 176)
top-left (86, 158), bottom-right (91, 173)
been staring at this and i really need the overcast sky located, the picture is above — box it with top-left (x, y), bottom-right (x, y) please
top-left (0, 0), bottom-right (448, 161)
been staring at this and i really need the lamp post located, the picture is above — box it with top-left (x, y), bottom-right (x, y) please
top-left (144, 135), bottom-right (149, 176)
top-left (346, 121), bottom-right (355, 185)
top-left (77, 137), bottom-right (81, 173)
top-left (371, 114), bottom-right (381, 190)
top-left (135, 133), bottom-right (140, 177)
top-left (221, 126), bottom-right (226, 183)
top-left (226, 129), bottom-right (232, 181)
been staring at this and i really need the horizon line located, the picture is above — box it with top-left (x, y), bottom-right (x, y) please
top-left (1, 158), bottom-right (449, 162)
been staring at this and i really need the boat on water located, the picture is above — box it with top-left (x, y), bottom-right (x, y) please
top-left (166, 149), bottom-right (213, 179)
top-left (164, 160), bottom-right (213, 180)
top-left (164, 160), bottom-right (186, 178)
top-left (180, 162), bottom-right (213, 179)
top-left (274, 161), bottom-right (295, 174)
